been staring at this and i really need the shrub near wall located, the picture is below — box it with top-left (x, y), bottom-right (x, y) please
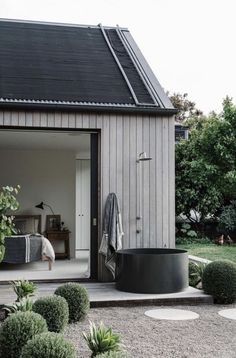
top-left (55, 283), bottom-right (89, 322)
top-left (0, 311), bottom-right (47, 358)
top-left (33, 295), bottom-right (69, 332)
top-left (202, 260), bottom-right (236, 303)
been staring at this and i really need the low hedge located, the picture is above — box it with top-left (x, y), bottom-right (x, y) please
top-left (33, 295), bottom-right (69, 332)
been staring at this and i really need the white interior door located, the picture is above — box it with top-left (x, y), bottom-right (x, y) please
top-left (76, 159), bottom-right (91, 250)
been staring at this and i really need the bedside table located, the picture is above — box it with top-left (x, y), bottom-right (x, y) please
top-left (46, 230), bottom-right (70, 259)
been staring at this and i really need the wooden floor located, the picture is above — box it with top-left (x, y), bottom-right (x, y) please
top-left (0, 282), bottom-right (213, 307)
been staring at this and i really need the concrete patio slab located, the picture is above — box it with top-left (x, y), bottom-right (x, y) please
top-left (0, 282), bottom-right (213, 307)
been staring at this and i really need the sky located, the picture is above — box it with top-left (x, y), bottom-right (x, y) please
top-left (1, 0), bottom-right (236, 114)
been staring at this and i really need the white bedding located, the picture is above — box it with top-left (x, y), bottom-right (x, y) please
top-left (42, 236), bottom-right (55, 262)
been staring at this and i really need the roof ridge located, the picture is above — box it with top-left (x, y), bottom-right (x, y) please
top-left (0, 18), bottom-right (128, 31)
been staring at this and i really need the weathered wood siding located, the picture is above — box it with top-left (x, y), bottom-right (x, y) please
top-left (0, 110), bottom-right (175, 280)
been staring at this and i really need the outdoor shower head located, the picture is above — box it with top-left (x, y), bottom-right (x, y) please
top-left (137, 152), bottom-right (152, 163)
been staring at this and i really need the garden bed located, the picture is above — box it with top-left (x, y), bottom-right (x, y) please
top-left (64, 304), bottom-right (236, 357)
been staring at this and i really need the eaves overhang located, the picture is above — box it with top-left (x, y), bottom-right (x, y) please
top-left (0, 98), bottom-right (177, 116)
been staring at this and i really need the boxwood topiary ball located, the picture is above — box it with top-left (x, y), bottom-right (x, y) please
top-left (202, 260), bottom-right (236, 304)
top-left (0, 311), bottom-right (47, 358)
top-left (20, 332), bottom-right (76, 358)
top-left (54, 282), bottom-right (89, 322)
top-left (33, 295), bottom-right (69, 332)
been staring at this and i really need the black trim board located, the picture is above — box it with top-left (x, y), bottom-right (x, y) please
top-left (90, 133), bottom-right (99, 280)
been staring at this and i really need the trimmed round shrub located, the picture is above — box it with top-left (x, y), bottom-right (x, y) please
top-left (33, 295), bottom-right (69, 332)
top-left (54, 282), bottom-right (89, 322)
top-left (20, 332), bottom-right (75, 358)
top-left (202, 260), bottom-right (236, 303)
top-left (0, 311), bottom-right (47, 358)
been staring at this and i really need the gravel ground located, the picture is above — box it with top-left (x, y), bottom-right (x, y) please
top-left (64, 304), bottom-right (236, 358)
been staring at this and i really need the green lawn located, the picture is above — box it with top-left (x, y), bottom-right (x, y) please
top-left (176, 243), bottom-right (236, 263)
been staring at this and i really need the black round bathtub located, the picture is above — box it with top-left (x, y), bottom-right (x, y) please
top-left (116, 248), bottom-right (188, 294)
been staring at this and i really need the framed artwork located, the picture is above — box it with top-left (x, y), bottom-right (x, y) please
top-left (46, 215), bottom-right (61, 231)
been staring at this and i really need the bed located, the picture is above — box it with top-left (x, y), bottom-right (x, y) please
top-left (2, 215), bottom-right (55, 270)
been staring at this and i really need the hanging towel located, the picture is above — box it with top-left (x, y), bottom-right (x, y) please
top-left (99, 193), bottom-right (124, 278)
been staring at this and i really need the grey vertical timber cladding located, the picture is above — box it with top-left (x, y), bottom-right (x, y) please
top-left (168, 117), bottom-right (175, 248)
top-left (0, 110), bottom-right (175, 280)
top-left (129, 117), bottom-right (137, 248)
top-left (136, 115), bottom-right (143, 248)
top-left (162, 117), bottom-right (169, 248)
top-left (142, 117), bottom-right (150, 248)
top-left (122, 116), bottom-right (130, 248)
top-left (149, 117), bottom-right (156, 248)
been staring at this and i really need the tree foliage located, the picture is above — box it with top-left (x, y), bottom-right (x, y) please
top-left (169, 92), bottom-right (203, 123)
top-left (218, 200), bottom-right (236, 233)
top-left (0, 185), bottom-right (20, 262)
top-left (176, 97), bottom-right (236, 224)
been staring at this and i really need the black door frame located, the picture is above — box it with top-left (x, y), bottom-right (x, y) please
top-left (0, 126), bottom-right (101, 282)
top-left (90, 132), bottom-right (100, 280)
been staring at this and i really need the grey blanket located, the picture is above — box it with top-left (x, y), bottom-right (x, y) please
top-left (2, 235), bottom-right (42, 264)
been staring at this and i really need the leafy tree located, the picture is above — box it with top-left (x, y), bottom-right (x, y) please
top-left (169, 92), bottom-right (203, 123)
top-left (0, 185), bottom-right (20, 262)
top-left (176, 97), bottom-right (236, 228)
top-left (218, 200), bottom-right (236, 234)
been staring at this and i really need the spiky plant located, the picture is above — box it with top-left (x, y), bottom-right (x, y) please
top-left (11, 279), bottom-right (37, 301)
top-left (83, 321), bottom-right (122, 357)
top-left (4, 297), bottom-right (33, 316)
top-left (189, 261), bottom-right (206, 288)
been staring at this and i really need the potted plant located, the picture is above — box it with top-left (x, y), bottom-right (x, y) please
top-left (0, 185), bottom-right (20, 262)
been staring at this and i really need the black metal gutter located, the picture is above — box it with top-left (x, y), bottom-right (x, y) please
top-left (0, 102), bottom-right (178, 116)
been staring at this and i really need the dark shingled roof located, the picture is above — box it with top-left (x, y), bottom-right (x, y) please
top-left (0, 19), bottom-right (175, 114)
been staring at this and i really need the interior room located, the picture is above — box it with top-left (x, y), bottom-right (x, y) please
top-left (0, 129), bottom-right (91, 282)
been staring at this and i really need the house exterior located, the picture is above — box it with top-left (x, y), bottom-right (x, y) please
top-left (0, 19), bottom-right (177, 281)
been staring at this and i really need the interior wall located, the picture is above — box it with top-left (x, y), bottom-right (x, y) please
top-left (0, 149), bottom-right (76, 257)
